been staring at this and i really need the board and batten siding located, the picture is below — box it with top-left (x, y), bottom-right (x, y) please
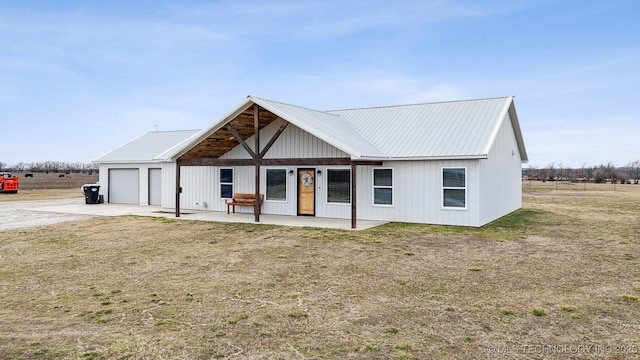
top-left (160, 162), bottom-right (177, 209)
top-left (355, 160), bottom-right (481, 226)
top-left (176, 165), bottom-right (292, 214)
top-left (478, 112), bottom-right (523, 226)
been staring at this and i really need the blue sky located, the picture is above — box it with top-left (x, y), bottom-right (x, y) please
top-left (1, 0), bottom-right (638, 168)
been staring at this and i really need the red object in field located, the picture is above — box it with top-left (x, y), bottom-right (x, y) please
top-left (0, 172), bottom-right (19, 193)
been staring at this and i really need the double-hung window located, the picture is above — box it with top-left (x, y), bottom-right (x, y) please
top-left (373, 168), bottom-right (393, 205)
top-left (220, 168), bottom-right (233, 199)
top-left (442, 168), bottom-right (466, 208)
top-left (266, 169), bottom-right (286, 201)
top-left (327, 169), bottom-right (350, 204)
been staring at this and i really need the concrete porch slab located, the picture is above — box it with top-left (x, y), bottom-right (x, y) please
top-left (32, 199), bottom-right (388, 231)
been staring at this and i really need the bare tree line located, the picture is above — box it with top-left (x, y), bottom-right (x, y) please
top-left (523, 161), bottom-right (640, 184)
top-left (0, 161), bottom-right (98, 173)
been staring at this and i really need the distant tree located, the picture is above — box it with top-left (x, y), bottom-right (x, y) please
top-left (556, 163), bottom-right (573, 182)
top-left (608, 162), bottom-right (618, 184)
top-left (544, 162), bottom-right (556, 182)
top-left (628, 160), bottom-right (640, 184)
top-left (557, 163), bottom-right (565, 182)
top-left (523, 165), bottom-right (537, 180)
top-left (594, 163), bottom-right (614, 183)
top-left (21, 161), bottom-right (97, 173)
top-left (577, 163), bottom-right (588, 182)
top-left (616, 170), bottom-right (629, 184)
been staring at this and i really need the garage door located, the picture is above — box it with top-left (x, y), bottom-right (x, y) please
top-left (148, 168), bottom-right (162, 206)
top-left (109, 169), bottom-right (139, 204)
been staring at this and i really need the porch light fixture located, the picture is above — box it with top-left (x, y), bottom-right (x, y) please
top-left (317, 170), bottom-right (322, 175)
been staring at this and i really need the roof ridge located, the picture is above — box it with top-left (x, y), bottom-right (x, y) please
top-left (249, 95), bottom-right (342, 118)
top-left (147, 129), bottom-right (201, 134)
top-left (326, 95), bottom-right (513, 112)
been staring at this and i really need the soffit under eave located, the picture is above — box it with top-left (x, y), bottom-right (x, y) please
top-left (177, 104), bottom-right (280, 160)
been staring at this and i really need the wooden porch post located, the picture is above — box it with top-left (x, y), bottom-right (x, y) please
top-left (351, 162), bottom-right (357, 229)
top-left (175, 160), bottom-right (181, 218)
top-left (254, 104), bottom-right (260, 223)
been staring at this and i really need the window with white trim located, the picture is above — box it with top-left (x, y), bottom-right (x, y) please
top-left (373, 168), bottom-right (393, 205)
top-left (442, 167), bottom-right (466, 208)
top-left (220, 168), bottom-right (233, 199)
top-left (327, 169), bottom-right (350, 204)
top-left (266, 168), bottom-right (286, 201)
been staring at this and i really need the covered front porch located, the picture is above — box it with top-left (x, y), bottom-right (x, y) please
top-left (173, 99), bottom-right (382, 228)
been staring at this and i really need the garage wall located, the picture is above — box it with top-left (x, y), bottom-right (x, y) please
top-left (98, 163), bottom-right (170, 205)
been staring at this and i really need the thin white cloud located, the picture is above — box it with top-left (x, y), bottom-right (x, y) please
top-left (0, 7), bottom-right (228, 66)
top-left (162, 0), bottom-right (538, 40)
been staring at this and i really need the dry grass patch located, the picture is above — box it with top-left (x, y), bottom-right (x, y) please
top-left (0, 188), bottom-right (83, 202)
top-left (1, 185), bottom-right (640, 359)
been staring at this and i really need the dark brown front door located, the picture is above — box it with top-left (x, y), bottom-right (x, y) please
top-left (297, 168), bottom-right (315, 216)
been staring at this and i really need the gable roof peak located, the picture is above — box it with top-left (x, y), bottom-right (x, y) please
top-left (248, 96), bottom-right (338, 117)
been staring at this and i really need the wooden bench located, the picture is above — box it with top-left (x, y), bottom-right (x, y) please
top-left (225, 193), bottom-right (264, 215)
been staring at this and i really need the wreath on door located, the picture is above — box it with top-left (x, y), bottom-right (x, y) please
top-left (301, 173), bottom-right (313, 187)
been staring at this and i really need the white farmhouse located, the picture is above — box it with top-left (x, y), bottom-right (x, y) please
top-left (94, 96), bottom-right (527, 228)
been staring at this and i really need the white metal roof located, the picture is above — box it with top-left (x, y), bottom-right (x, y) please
top-left (94, 130), bottom-right (200, 163)
top-left (328, 96), bottom-right (527, 161)
top-left (250, 97), bottom-right (387, 158)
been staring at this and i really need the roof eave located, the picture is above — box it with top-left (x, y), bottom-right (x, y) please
top-left (154, 131), bottom-right (203, 161)
top-left (93, 159), bottom-right (170, 165)
top-left (356, 155), bottom-right (489, 162)
top-left (508, 102), bottom-right (529, 162)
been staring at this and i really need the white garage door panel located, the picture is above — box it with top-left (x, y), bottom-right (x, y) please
top-left (149, 168), bottom-right (162, 206)
top-left (109, 169), bottom-right (139, 204)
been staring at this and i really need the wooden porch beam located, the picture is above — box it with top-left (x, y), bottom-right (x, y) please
top-left (259, 121), bottom-right (289, 158)
top-left (226, 123), bottom-right (257, 159)
top-left (178, 157), bottom-right (366, 166)
top-left (351, 160), bottom-right (384, 166)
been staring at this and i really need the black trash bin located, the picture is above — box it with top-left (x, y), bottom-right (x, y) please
top-left (82, 184), bottom-right (101, 204)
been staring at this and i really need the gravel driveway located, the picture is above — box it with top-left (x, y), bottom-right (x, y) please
top-left (0, 198), bottom-right (93, 231)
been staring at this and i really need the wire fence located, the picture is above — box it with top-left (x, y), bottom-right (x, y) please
top-left (522, 180), bottom-right (640, 192)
